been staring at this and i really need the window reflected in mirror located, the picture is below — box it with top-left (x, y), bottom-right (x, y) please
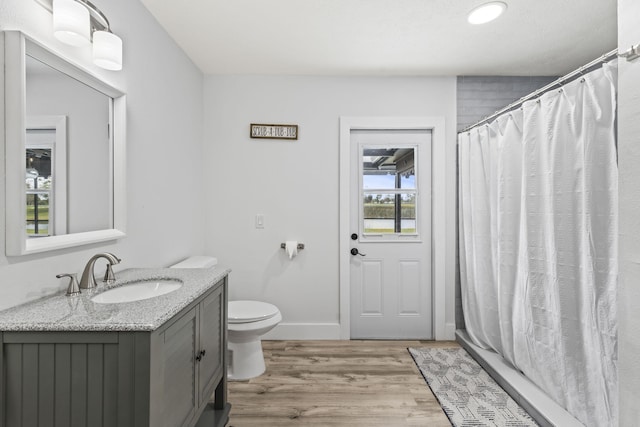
top-left (25, 141), bottom-right (53, 237)
top-left (25, 53), bottom-right (112, 237)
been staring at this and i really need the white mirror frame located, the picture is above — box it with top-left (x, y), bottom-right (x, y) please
top-left (4, 31), bottom-right (126, 256)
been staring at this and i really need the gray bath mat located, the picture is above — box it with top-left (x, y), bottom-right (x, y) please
top-left (408, 347), bottom-right (539, 427)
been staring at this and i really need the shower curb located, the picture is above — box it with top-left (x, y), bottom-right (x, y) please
top-left (455, 329), bottom-right (585, 427)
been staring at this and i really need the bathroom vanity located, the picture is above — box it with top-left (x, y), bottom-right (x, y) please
top-left (0, 267), bottom-right (231, 427)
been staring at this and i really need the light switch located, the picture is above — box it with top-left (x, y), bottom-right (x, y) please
top-left (255, 214), bottom-right (265, 229)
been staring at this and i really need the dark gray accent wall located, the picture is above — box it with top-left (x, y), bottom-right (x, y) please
top-left (455, 76), bottom-right (558, 330)
top-left (457, 76), bottom-right (558, 132)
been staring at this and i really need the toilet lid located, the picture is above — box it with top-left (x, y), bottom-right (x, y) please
top-left (228, 300), bottom-right (279, 324)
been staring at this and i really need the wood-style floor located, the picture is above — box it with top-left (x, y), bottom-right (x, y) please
top-left (227, 340), bottom-right (459, 426)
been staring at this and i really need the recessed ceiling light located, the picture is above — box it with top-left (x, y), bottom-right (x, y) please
top-left (468, 2), bottom-right (507, 25)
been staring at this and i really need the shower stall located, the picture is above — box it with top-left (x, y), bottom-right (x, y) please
top-left (457, 54), bottom-right (618, 427)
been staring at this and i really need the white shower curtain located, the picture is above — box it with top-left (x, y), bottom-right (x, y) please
top-left (458, 62), bottom-right (618, 427)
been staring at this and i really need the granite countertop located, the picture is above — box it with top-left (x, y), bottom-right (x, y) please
top-left (0, 267), bottom-right (230, 332)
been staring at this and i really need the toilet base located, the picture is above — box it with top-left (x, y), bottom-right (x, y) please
top-left (228, 338), bottom-right (266, 381)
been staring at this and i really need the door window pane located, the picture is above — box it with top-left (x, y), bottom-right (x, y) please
top-left (400, 172), bottom-right (415, 189)
top-left (362, 147), bottom-right (416, 190)
top-left (361, 146), bottom-right (417, 235)
top-left (363, 173), bottom-right (396, 190)
top-left (363, 193), bottom-right (416, 233)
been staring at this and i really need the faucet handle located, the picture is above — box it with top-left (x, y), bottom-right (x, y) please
top-left (56, 273), bottom-right (81, 296)
top-left (103, 263), bottom-right (116, 284)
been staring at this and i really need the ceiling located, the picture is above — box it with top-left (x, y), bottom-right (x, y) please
top-left (139, 0), bottom-right (617, 76)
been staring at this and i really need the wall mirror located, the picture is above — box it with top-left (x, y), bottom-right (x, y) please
top-left (4, 31), bottom-right (126, 256)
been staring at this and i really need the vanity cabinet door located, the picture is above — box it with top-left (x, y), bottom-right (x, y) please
top-left (161, 308), bottom-right (198, 427)
top-left (197, 285), bottom-right (224, 406)
top-left (156, 281), bottom-right (227, 427)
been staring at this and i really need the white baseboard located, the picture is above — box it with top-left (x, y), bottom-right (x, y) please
top-left (261, 322), bottom-right (342, 340)
top-left (263, 322), bottom-right (456, 341)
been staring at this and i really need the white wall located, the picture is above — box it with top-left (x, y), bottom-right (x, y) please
top-left (618, 0), bottom-right (640, 423)
top-left (203, 75), bottom-right (457, 339)
top-left (0, 0), bottom-right (206, 310)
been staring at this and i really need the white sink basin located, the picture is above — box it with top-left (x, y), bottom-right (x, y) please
top-left (91, 280), bottom-right (182, 304)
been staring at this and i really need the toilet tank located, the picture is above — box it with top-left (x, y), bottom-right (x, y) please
top-left (169, 256), bottom-right (218, 269)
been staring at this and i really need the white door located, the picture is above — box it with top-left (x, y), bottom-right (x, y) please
top-left (349, 129), bottom-right (432, 339)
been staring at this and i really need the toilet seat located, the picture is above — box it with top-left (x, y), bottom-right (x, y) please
top-left (229, 300), bottom-right (279, 324)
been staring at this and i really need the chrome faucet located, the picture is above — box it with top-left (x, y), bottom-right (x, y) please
top-left (79, 253), bottom-right (122, 289)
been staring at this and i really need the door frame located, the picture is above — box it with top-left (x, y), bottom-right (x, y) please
top-left (339, 116), bottom-right (448, 340)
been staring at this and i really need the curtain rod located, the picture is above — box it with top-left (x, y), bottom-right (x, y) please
top-left (460, 48), bottom-right (619, 133)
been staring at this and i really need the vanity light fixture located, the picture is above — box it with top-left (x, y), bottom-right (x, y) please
top-left (92, 29), bottom-right (122, 70)
top-left (38, 0), bottom-right (123, 71)
top-left (52, 0), bottom-right (90, 46)
top-left (467, 1), bottom-right (507, 25)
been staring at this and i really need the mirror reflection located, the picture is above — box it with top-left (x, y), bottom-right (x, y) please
top-left (25, 54), bottom-right (113, 238)
top-left (25, 141), bottom-right (52, 236)
top-left (4, 31), bottom-right (126, 256)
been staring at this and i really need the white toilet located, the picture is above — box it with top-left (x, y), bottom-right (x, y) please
top-left (169, 256), bottom-right (282, 381)
top-left (227, 300), bottom-right (281, 380)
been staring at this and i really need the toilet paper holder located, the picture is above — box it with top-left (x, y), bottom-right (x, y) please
top-left (280, 243), bottom-right (305, 250)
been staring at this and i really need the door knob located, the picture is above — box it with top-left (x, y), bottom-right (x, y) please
top-left (351, 233), bottom-right (358, 240)
top-left (350, 248), bottom-right (366, 256)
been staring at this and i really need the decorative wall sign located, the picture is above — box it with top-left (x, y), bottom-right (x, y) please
top-left (250, 123), bottom-right (298, 140)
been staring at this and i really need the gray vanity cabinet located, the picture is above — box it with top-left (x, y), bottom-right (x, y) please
top-left (153, 284), bottom-right (226, 427)
top-left (0, 277), bottom-right (230, 427)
